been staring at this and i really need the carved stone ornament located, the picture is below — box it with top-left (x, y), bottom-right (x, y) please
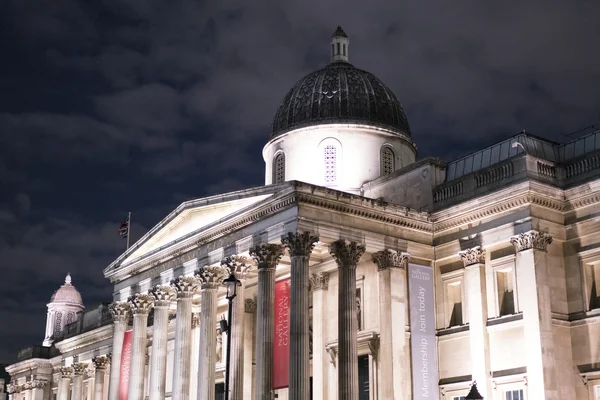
top-left (60, 366), bottom-right (74, 378)
top-left (109, 301), bottom-right (131, 322)
top-left (192, 312), bottom-right (201, 329)
top-left (510, 231), bottom-right (553, 252)
top-left (329, 239), bottom-right (366, 268)
top-left (34, 379), bottom-right (48, 389)
top-left (250, 243), bottom-right (284, 270)
top-left (281, 231), bottom-right (319, 258)
top-left (244, 297), bottom-right (257, 314)
top-left (7, 383), bottom-right (19, 394)
top-left (72, 362), bottom-right (88, 376)
top-left (458, 246), bottom-right (485, 267)
top-left (86, 367), bottom-right (96, 378)
top-left (149, 285), bottom-right (175, 306)
top-left (221, 255), bottom-right (252, 280)
top-left (194, 265), bottom-right (228, 290)
top-left (371, 249), bottom-right (410, 271)
top-left (171, 275), bottom-right (199, 297)
top-left (92, 355), bottom-right (110, 370)
top-left (309, 272), bottom-right (329, 291)
top-left (128, 293), bottom-right (154, 315)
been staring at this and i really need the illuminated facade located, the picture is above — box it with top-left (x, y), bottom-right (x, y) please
top-left (5, 27), bottom-right (600, 400)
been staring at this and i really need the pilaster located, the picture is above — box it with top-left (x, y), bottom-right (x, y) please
top-left (58, 367), bottom-right (74, 400)
top-left (510, 231), bottom-right (558, 400)
top-left (251, 243), bottom-right (284, 400)
top-left (329, 239), bottom-right (365, 400)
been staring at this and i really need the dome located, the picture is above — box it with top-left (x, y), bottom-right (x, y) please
top-left (50, 273), bottom-right (83, 306)
top-left (270, 27), bottom-right (411, 139)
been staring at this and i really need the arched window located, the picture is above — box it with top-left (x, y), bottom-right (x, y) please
top-left (381, 146), bottom-right (395, 175)
top-left (324, 145), bottom-right (337, 184)
top-left (273, 153), bottom-right (285, 184)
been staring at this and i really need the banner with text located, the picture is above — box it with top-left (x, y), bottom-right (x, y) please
top-left (408, 264), bottom-right (439, 400)
top-left (119, 329), bottom-right (133, 400)
top-left (273, 278), bottom-right (291, 389)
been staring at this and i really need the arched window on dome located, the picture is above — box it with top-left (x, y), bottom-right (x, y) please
top-left (324, 145), bottom-right (338, 184)
top-left (273, 152), bottom-right (285, 184)
top-left (381, 146), bottom-right (395, 175)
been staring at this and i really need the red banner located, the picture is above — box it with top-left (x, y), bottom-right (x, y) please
top-left (273, 278), bottom-right (291, 389)
top-left (119, 330), bottom-right (133, 400)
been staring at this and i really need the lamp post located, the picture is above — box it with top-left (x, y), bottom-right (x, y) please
top-left (223, 272), bottom-right (241, 400)
top-left (465, 381), bottom-right (484, 399)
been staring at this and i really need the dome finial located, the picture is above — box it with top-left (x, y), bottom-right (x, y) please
top-left (65, 273), bottom-right (72, 285)
top-left (331, 26), bottom-right (349, 63)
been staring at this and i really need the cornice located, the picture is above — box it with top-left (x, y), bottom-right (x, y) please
top-left (55, 324), bottom-right (113, 354)
top-left (5, 359), bottom-right (54, 375)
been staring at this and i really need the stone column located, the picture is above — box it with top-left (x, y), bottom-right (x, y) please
top-left (23, 382), bottom-right (32, 400)
top-left (189, 311), bottom-right (201, 400)
top-left (128, 293), bottom-right (154, 400)
top-left (242, 298), bottom-right (257, 399)
top-left (71, 362), bottom-right (88, 400)
top-left (510, 231), bottom-right (558, 400)
top-left (31, 380), bottom-right (48, 400)
top-left (58, 367), bottom-right (73, 400)
top-left (148, 285), bottom-right (175, 400)
top-left (309, 272), bottom-right (329, 400)
top-left (281, 232), bottom-right (319, 400)
top-left (458, 246), bottom-right (492, 398)
top-left (250, 243), bottom-right (284, 400)
top-left (6, 383), bottom-right (18, 400)
top-left (195, 266), bottom-right (228, 400)
top-left (372, 250), bottom-right (410, 400)
top-left (221, 256), bottom-right (252, 400)
top-left (108, 302), bottom-right (131, 400)
top-left (329, 240), bottom-right (365, 400)
top-left (170, 276), bottom-right (198, 400)
top-left (93, 356), bottom-right (111, 400)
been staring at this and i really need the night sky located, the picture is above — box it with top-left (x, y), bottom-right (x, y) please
top-left (1, 1), bottom-right (599, 363)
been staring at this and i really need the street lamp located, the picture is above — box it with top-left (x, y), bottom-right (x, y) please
top-left (223, 272), bottom-right (241, 400)
top-left (465, 381), bottom-right (484, 399)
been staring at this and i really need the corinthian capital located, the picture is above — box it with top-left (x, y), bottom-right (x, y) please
top-left (309, 272), bottom-right (329, 291)
top-left (109, 301), bottom-right (131, 322)
top-left (170, 276), bottom-right (199, 298)
top-left (281, 231), bottom-right (320, 258)
top-left (329, 240), bottom-right (365, 268)
top-left (250, 243), bottom-right (284, 269)
top-left (32, 380), bottom-right (48, 389)
top-left (72, 362), bottom-right (88, 376)
top-left (458, 246), bottom-right (485, 267)
top-left (221, 255), bottom-right (252, 280)
top-left (92, 355), bottom-right (110, 370)
top-left (194, 265), bottom-right (228, 290)
top-left (128, 293), bottom-right (154, 315)
top-left (510, 231), bottom-right (553, 252)
top-left (372, 249), bottom-right (410, 271)
top-left (60, 366), bottom-right (74, 378)
top-left (149, 285), bottom-right (175, 306)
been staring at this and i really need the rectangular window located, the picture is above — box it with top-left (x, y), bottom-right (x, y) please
top-left (447, 282), bottom-right (463, 326)
top-left (496, 268), bottom-right (515, 316)
top-left (337, 42), bottom-right (340, 55)
top-left (505, 389), bottom-right (525, 400)
top-left (358, 355), bottom-right (370, 400)
top-left (583, 263), bottom-right (600, 311)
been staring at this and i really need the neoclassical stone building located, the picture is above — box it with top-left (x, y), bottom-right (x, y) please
top-left (6, 27), bottom-right (600, 400)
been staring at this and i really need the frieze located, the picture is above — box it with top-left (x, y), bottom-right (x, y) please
top-left (309, 272), bottom-right (329, 291)
top-left (510, 231), bottom-right (553, 252)
top-left (458, 246), bottom-right (485, 267)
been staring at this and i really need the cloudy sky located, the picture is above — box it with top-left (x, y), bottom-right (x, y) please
top-left (1, 0), bottom-right (599, 362)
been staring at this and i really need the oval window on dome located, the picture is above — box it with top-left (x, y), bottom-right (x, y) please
top-left (381, 146), bottom-right (395, 175)
top-left (273, 153), bottom-right (285, 184)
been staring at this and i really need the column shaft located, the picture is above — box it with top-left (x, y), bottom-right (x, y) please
top-left (330, 240), bottom-right (365, 400)
top-left (190, 312), bottom-right (201, 400)
top-left (57, 368), bottom-right (73, 400)
top-left (230, 284), bottom-right (245, 400)
top-left (310, 273), bottom-right (329, 400)
top-left (108, 303), bottom-right (131, 400)
top-left (93, 356), bottom-right (110, 400)
top-left (377, 266), bottom-right (394, 399)
top-left (128, 294), bottom-right (154, 400)
top-left (72, 375), bottom-right (84, 400)
top-left (243, 299), bottom-right (256, 400)
top-left (149, 286), bottom-right (174, 400)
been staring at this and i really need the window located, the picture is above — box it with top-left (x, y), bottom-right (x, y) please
top-left (505, 389), bottom-right (524, 400)
top-left (343, 44), bottom-right (346, 56)
top-left (496, 268), bottom-right (515, 316)
top-left (447, 282), bottom-right (463, 326)
top-left (381, 146), bottom-right (395, 175)
top-left (583, 263), bottom-right (600, 310)
top-left (337, 42), bottom-right (340, 55)
top-left (273, 153), bottom-right (285, 184)
top-left (324, 145), bottom-right (337, 184)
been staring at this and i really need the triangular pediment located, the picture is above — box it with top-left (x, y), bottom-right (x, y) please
top-left (106, 185), bottom-right (282, 273)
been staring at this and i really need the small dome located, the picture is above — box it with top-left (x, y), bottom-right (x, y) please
top-left (270, 27), bottom-right (411, 139)
top-left (50, 273), bottom-right (83, 306)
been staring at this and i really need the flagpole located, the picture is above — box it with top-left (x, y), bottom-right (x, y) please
top-left (126, 211), bottom-right (131, 250)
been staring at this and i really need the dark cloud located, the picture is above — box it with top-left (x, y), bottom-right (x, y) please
top-left (0, 0), bottom-right (599, 362)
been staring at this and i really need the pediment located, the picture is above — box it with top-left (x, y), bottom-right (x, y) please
top-left (106, 186), bottom-right (279, 273)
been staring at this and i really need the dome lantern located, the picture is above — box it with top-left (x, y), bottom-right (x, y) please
top-left (331, 26), bottom-right (349, 63)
